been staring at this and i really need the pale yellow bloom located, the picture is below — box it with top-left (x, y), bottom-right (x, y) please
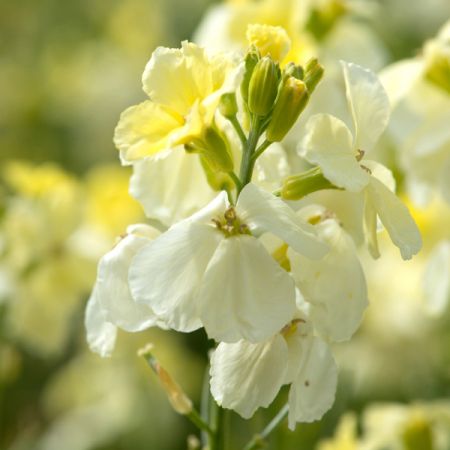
top-left (114, 42), bottom-right (240, 163)
top-left (317, 413), bottom-right (359, 450)
top-left (246, 24), bottom-right (291, 61)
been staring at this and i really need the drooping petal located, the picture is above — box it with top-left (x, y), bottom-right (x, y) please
top-left (130, 150), bottom-right (214, 226)
top-left (96, 226), bottom-right (163, 332)
top-left (237, 183), bottom-right (329, 260)
top-left (302, 114), bottom-right (370, 192)
top-left (287, 336), bottom-right (338, 428)
top-left (85, 288), bottom-right (117, 358)
top-left (366, 176), bottom-right (422, 260)
top-left (341, 61), bottom-right (390, 152)
top-left (289, 215), bottom-right (368, 342)
top-left (210, 336), bottom-right (289, 418)
top-left (114, 101), bottom-right (183, 163)
top-left (129, 221), bottom-right (222, 332)
top-left (198, 235), bottom-right (296, 343)
top-left (363, 190), bottom-right (380, 259)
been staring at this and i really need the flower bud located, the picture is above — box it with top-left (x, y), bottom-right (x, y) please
top-left (219, 93), bottom-right (238, 119)
top-left (284, 62), bottom-right (304, 80)
top-left (303, 58), bottom-right (324, 93)
top-left (266, 77), bottom-right (309, 142)
top-left (280, 167), bottom-right (336, 200)
top-left (424, 40), bottom-right (450, 94)
top-left (248, 56), bottom-right (280, 116)
top-left (185, 124), bottom-right (234, 173)
top-left (139, 344), bottom-right (193, 415)
top-left (241, 48), bottom-right (260, 103)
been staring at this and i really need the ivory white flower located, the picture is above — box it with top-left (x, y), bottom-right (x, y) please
top-left (210, 300), bottom-right (337, 428)
top-left (129, 183), bottom-right (328, 343)
top-left (85, 224), bottom-right (164, 357)
top-left (114, 41), bottom-right (240, 163)
top-left (301, 61), bottom-right (422, 260)
top-left (288, 205), bottom-right (368, 342)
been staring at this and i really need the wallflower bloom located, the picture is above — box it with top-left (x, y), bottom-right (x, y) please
top-left (210, 300), bottom-right (337, 428)
top-left (129, 183), bottom-right (328, 343)
top-left (85, 224), bottom-right (164, 357)
top-left (301, 61), bottom-right (422, 260)
top-left (288, 205), bottom-right (368, 342)
top-left (114, 41), bottom-right (240, 163)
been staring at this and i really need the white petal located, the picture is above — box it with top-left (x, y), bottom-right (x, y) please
top-left (363, 191), bottom-right (380, 259)
top-left (302, 114), bottom-right (370, 192)
top-left (341, 61), bottom-right (390, 151)
top-left (85, 288), bottom-right (117, 358)
top-left (199, 235), bottom-right (296, 343)
top-left (237, 184), bottom-right (329, 260)
top-left (366, 177), bottom-right (422, 260)
top-left (130, 150), bottom-right (214, 226)
top-left (287, 336), bottom-right (337, 428)
top-left (129, 221), bottom-right (222, 332)
top-left (423, 241), bottom-right (450, 316)
top-left (96, 231), bottom-right (162, 332)
top-left (289, 218), bottom-right (368, 342)
top-left (210, 336), bottom-right (288, 419)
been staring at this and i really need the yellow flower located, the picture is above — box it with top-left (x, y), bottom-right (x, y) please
top-left (246, 24), bottom-right (291, 62)
top-left (317, 413), bottom-right (359, 450)
top-left (114, 42), bottom-right (240, 163)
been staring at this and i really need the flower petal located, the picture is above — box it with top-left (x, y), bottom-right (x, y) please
top-left (302, 114), bottom-right (370, 192)
top-left (366, 176), bottom-right (422, 260)
top-left (129, 221), bottom-right (222, 332)
top-left (289, 216), bottom-right (368, 342)
top-left (142, 43), bottom-right (214, 116)
top-left (287, 336), bottom-right (337, 428)
top-left (85, 287), bottom-right (117, 358)
top-left (96, 227), bottom-right (163, 332)
top-left (237, 183), bottom-right (329, 260)
top-left (341, 61), bottom-right (390, 152)
top-left (114, 100), bottom-right (183, 163)
top-left (199, 235), bottom-right (296, 342)
top-left (130, 151), bottom-right (214, 226)
top-left (210, 335), bottom-right (288, 418)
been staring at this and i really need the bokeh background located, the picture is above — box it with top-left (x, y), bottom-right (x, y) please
top-left (1, 1), bottom-right (449, 449)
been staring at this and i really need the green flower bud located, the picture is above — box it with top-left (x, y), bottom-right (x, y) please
top-left (284, 62), bottom-right (304, 80)
top-left (184, 124), bottom-right (234, 173)
top-left (280, 166), bottom-right (337, 200)
top-left (199, 156), bottom-right (234, 192)
top-left (248, 56), bottom-right (280, 116)
top-left (266, 77), bottom-right (309, 142)
top-left (219, 93), bottom-right (238, 118)
top-left (304, 58), bottom-right (324, 93)
top-left (241, 48), bottom-right (260, 103)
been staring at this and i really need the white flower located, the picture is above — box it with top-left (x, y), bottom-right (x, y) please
top-left (210, 301), bottom-right (337, 429)
top-left (85, 224), bottom-right (164, 357)
top-left (129, 183), bottom-right (328, 343)
top-left (289, 205), bottom-right (368, 342)
top-left (301, 61), bottom-right (422, 260)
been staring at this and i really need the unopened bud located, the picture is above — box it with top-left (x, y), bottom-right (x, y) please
top-left (280, 167), bottom-right (336, 200)
top-left (185, 125), bottom-right (234, 173)
top-left (284, 62), bottom-right (304, 80)
top-left (248, 56), bottom-right (280, 116)
top-left (304, 58), bottom-right (324, 93)
top-left (266, 77), bottom-right (309, 142)
top-left (139, 344), bottom-right (193, 415)
top-left (241, 48), bottom-right (260, 103)
top-left (219, 93), bottom-right (238, 119)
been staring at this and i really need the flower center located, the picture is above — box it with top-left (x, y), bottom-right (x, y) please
top-left (212, 207), bottom-right (251, 237)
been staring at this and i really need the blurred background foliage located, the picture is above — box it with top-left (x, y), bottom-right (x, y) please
top-left (0, 0), bottom-right (449, 449)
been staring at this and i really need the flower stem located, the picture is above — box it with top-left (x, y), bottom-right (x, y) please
top-left (238, 115), bottom-right (262, 195)
top-left (242, 404), bottom-right (289, 450)
top-left (229, 115), bottom-right (247, 148)
top-left (251, 139), bottom-right (272, 163)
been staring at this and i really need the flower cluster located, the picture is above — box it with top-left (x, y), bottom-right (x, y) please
top-left (86, 24), bottom-right (422, 432)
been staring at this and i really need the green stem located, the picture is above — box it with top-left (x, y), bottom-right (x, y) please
top-left (187, 409), bottom-right (214, 438)
top-left (243, 404), bottom-right (289, 450)
top-left (251, 139), bottom-right (272, 163)
top-left (228, 171), bottom-right (242, 193)
top-left (209, 400), bottom-right (225, 450)
top-left (229, 115), bottom-right (247, 148)
top-left (238, 115), bottom-right (262, 195)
